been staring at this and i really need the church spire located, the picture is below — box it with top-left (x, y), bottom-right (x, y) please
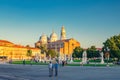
top-left (60, 25), bottom-right (66, 40)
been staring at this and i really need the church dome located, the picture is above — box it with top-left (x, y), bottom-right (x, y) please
top-left (39, 34), bottom-right (47, 44)
top-left (50, 31), bottom-right (58, 42)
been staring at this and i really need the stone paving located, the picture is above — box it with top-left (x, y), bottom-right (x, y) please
top-left (0, 64), bottom-right (120, 80)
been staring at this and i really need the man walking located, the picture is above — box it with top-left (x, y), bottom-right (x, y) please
top-left (51, 58), bottom-right (59, 77)
top-left (54, 61), bottom-right (58, 77)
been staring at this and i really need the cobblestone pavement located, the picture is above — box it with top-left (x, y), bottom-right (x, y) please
top-left (0, 64), bottom-right (120, 80)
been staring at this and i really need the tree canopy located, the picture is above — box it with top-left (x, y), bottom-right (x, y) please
top-left (47, 49), bottom-right (57, 58)
top-left (103, 34), bottom-right (120, 61)
top-left (26, 49), bottom-right (32, 59)
top-left (87, 46), bottom-right (100, 58)
top-left (72, 46), bottom-right (84, 58)
top-left (39, 44), bottom-right (48, 54)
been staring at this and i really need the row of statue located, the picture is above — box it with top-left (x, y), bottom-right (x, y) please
top-left (82, 51), bottom-right (104, 64)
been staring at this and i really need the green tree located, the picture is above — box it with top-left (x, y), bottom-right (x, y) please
top-left (39, 45), bottom-right (47, 54)
top-left (103, 34), bottom-right (120, 61)
top-left (26, 49), bottom-right (32, 60)
top-left (87, 46), bottom-right (100, 58)
top-left (72, 47), bottom-right (84, 58)
top-left (26, 45), bottom-right (30, 47)
top-left (47, 49), bottom-right (57, 58)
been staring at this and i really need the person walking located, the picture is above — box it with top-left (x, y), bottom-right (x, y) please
top-left (23, 59), bottom-right (26, 65)
top-left (54, 61), bottom-right (58, 77)
top-left (48, 61), bottom-right (53, 77)
top-left (62, 60), bottom-right (65, 67)
top-left (9, 59), bottom-right (12, 64)
top-left (51, 58), bottom-right (59, 77)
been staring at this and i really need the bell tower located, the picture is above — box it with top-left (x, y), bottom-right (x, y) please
top-left (60, 25), bottom-right (66, 40)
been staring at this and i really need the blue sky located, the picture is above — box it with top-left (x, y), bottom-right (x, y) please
top-left (0, 0), bottom-right (120, 48)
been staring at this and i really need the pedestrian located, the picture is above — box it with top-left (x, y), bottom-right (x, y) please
top-left (62, 60), bottom-right (65, 67)
top-left (48, 61), bottom-right (53, 77)
top-left (54, 61), bottom-right (58, 77)
top-left (23, 59), bottom-right (26, 65)
top-left (9, 59), bottom-right (12, 64)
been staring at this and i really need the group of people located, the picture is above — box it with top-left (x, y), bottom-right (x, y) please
top-left (22, 58), bottom-right (59, 77)
top-left (48, 58), bottom-right (58, 77)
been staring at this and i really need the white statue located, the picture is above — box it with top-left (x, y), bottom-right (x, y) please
top-left (82, 51), bottom-right (87, 64)
top-left (100, 52), bottom-right (104, 64)
top-left (70, 54), bottom-right (73, 63)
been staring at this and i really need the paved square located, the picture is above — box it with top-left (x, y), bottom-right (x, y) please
top-left (0, 64), bottom-right (120, 80)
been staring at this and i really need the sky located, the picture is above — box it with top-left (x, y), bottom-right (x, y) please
top-left (0, 0), bottom-right (120, 48)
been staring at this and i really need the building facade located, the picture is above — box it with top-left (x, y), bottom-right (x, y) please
top-left (0, 40), bottom-right (40, 61)
top-left (35, 26), bottom-right (80, 60)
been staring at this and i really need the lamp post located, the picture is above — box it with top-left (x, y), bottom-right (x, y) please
top-left (104, 47), bottom-right (110, 66)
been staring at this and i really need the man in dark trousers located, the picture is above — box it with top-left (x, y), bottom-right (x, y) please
top-left (62, 60), bottom-right (65, 67)
top-left (54, 61), bottom-right (58, 77)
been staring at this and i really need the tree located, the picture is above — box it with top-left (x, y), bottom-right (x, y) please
top-left (26, 49), bottom-right (32, 60)
top-left (72, 47), bottom-right (84, 58)
top-left (26, 45), bottom-right (30, 47)
top-left (47, 49), bottom-right (57, 58)
top-left (103, 34), bottom-right (120, 61)
top-left (87, 46), bottom-right (100, 58)
top-left (39, 44), bottom-right (48, 54)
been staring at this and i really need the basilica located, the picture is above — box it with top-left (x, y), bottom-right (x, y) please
top-left (35, 26), bottom-right (80, 60)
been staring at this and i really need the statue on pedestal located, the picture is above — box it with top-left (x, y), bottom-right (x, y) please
top-left (82, 51), bottom-right (87, 64)
top-left (100, 52), bottom-right (104, 64)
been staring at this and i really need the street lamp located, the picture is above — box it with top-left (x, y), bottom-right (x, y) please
top-left (104, 47), bottom-right (110, 66)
